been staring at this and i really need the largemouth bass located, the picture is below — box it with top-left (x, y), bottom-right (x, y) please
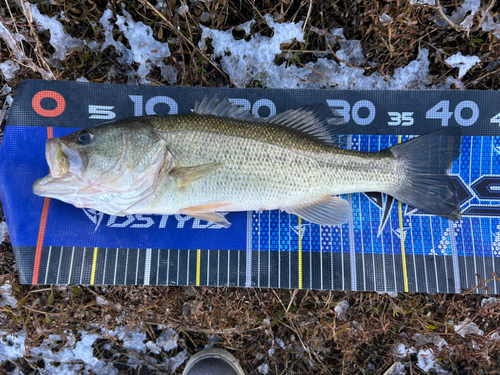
top-left (33, 96), bottom-right (462, 228)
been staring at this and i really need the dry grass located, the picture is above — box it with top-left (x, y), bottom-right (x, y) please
top-left (1, 0), bottom-right (500, 373)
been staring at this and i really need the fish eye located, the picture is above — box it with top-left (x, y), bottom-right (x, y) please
top-left (77, 130), bottom-right (94, 145)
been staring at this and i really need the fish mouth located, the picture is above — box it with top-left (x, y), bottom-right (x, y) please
top-left (33, 138), bottom-right (88, 198)
top-left (46, 138), bottom-right (69, 178)
top-left (45, 138), bottom-right (87, 179)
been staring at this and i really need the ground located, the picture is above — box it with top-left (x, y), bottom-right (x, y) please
top-left (1, 0), bottom-right (500, 374)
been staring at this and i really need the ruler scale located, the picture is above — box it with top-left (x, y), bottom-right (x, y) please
top-left (2, 81), bottom-right (500, 293)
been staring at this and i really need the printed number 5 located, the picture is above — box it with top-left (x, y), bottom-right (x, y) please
top-left (388, 112), bottom-right (414, 126)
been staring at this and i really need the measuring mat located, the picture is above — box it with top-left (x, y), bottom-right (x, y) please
top-left (1, 80), bottom-right (499, 293)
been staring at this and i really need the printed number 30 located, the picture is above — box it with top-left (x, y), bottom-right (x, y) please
top-left (388, 112), bottom-right (414, 126)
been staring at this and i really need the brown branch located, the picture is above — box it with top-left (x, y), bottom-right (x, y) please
top-left (435, 0), bottom-right (462, 31)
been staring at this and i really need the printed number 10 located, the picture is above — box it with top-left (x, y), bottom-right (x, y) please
top-left (426, 100), bottom-right (479, 127)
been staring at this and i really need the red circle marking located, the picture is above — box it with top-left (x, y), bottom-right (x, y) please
top-left (32, 90), bottom-right (66, 117)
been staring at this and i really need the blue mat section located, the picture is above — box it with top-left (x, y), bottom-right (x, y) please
top-left (1, 80), bottom-right (499, 292)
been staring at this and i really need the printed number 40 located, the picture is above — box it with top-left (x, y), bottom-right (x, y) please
top-left (426, 100), bottom-right (479, 127)
top-left (491, 113), bottom-right (500, 126)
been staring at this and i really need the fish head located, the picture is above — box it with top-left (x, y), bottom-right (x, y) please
top-left (32, 121), bottom-right (171, 215)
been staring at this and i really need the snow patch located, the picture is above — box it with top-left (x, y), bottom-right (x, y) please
top-left (175, 4), bottom-right (189, 16)
top-left (417, 348), bottom-right (447, 373)
top-left (0, 61), bottom-right (20, 80)
top-left (0, 330), bottom-right (26, 361)
top-left (0, 222), bottom-right (8, 243)
top-left (384, 362), bottom-right (406, 375)
top-left (96, 296), bottom-right (108, 305)
top-left (0, 284), bottom-right (18, 308)
top-left (445, 52), bottom-right (481, 79)
top-left (26, 2), bottom-right (84, 60)
top-left (380, 14), bottom-right (393, 23)
top-left (165, 350), bottom-right (186, 372)
top-left (392, 343), bottom-right (417, 358)
top-left (238, 20), bottom-right (255, 35)
top-left (0, 21), bottom-right (27, 61)
top-left (412, 333), bottom-right (448, 349)
top-left (335, 300), bottom-right (349, 321)
top-left (200, 18), bottom-right (439, 89)
top-left (410, 0), bottom-right (435, 4)
top-left (100, 8), bottom-right (174, 84)
top-left (30, 331), bottom-right (116, 375)
top-left (258, 363), bottom-right (269, 374)
top-left (453, 318), bottom-right (484, 337)
top-left (199, 14), bottom-right (304, 87)
top-left (377, 291), bottom-right (398, 297)
top-left (481, 297), bottom-right (500, 308)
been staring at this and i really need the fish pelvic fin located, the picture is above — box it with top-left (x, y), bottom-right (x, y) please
top-left (284, 196), bottom-right (350, 226)
top-left (170, 162), bottom-right (223, 188)
top-left (181, 203), bottom-right (231, 228)
top-left (389, 127), bottom-right (462, 221)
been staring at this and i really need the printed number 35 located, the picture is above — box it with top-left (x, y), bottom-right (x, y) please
top-left (388, 112), bottom-right (414, 126)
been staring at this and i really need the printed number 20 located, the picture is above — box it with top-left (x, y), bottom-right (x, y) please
top-left (426, 100), bottom-right (479, 127)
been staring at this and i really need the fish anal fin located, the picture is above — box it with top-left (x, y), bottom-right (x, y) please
top-left (284, 196), bottom-right (350, 226)
top-left (181, 202), bottom-right (231, 228)
top-left (170, 162), bottom-right (222, 188)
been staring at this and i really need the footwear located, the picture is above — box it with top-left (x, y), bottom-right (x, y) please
top-left (182, 348), bottom-right (245, 375)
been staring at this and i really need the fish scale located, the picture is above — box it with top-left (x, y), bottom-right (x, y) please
top-left (140, 117), bottom-right (400, 214)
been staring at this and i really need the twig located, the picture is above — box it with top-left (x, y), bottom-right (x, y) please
top-left (464, 275), bottom-right (500, 294)
top-left (435, 0), bottom-right (462, 31)
top-left (137, 0), bottom-right (229, 81)
top-left (324, 38), bottom-right (370, 71)
top-left (286, 289), bottom-right (298, 314)
top-left (19, 1), bottom-right (55, 79)
top-left (466, 67), bottom-right (500, 87)
top-left (5, 0), bottom-right (26, 56)
top-left (473, 0), bottom-right (497, 32)
top-left (0, 99), bottom-right (9, 127)
top-left (302, 0), bottom-right (313, 34)
top-left (244, 0), bottom-right (266, 23)
top-left (283, 49), bottom-right (329, 54)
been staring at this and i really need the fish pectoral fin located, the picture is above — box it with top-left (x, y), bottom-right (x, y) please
top-left (284, 196), bottom-right (350, 226)
top-left (181, 203), bottom-right (231, 228)
top-left (170, 162), bottom-right (223, 188)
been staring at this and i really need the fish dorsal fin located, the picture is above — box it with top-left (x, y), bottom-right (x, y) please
top-left (194, 96), bottom-right (345, 146)
top-left (267, 105), bottom-right (344, 146)
top-left (193, 95), bottom-right (258, 122)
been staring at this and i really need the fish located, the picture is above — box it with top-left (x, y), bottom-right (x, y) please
top-left (32, 96), bottom-right (462, 228)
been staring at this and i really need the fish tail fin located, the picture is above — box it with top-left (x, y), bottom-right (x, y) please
top-left (389, 127), bottom-right (462, 221)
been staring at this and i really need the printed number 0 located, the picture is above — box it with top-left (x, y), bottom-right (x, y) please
top-left (426, 100), bottom-right (479, 127)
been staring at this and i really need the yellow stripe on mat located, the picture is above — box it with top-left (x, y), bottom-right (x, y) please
top-left (90, 247), bottom-right (98, 285)
top-left (298, 217), bottom-right (303, 289)
top-left (196, 249), bottom-right (201, 286)
top-left (398, 135), bottom-right (409, 292)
